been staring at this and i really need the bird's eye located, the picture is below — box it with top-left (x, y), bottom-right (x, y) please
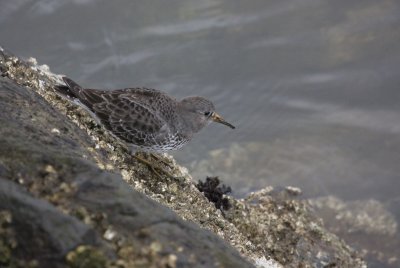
top-left (204, 111), bottom-right (211, 116)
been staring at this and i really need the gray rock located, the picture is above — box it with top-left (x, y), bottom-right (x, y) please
top-left (310, 196), bottom-right (399, 268)
top-left (0, 57), bottom-right (253, 267)
top-left (0, 178), bottom-right (102, 267)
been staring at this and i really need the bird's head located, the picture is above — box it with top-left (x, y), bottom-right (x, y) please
top-left (179, 96), bottom-right (235, 132)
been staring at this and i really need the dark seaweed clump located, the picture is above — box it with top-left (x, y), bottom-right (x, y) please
top-left (196, 177), bottom-right (232, 210)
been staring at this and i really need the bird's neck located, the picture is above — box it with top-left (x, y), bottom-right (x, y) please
top-left (177, 106), bottom-right (204, 137)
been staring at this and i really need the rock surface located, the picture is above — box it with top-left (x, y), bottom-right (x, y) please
top-left (0, 52), bottom-right (253, 268)
top-left (311, 196), bottom-right (399, 267)
top-left (0, 47), bottom-right (366, 267)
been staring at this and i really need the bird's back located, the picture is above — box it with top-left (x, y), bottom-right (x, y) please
top-left (55, 77), bottom-right (188, 151)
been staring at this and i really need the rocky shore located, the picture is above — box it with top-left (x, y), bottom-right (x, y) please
top-left (0, 47), bottom-right (366, 267)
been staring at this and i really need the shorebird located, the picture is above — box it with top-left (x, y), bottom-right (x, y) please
top-left (55, 77), bottom-right (235, 177)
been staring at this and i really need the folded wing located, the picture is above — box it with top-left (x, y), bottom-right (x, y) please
top-left (78, 88), bottom-right (171, 147)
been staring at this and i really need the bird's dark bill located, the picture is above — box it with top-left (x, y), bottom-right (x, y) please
top-left (211, 113), bottom-right (235, 129)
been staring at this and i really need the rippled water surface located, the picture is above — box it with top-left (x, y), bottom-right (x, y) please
top-left (1, 1), bottom-right (399, 266)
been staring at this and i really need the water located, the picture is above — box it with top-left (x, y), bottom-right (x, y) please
top-left (1, 0), bottom-right (399, 266)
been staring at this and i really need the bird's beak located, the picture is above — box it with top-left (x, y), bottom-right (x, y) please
top-left (211, 112), bottom-right (235, 129)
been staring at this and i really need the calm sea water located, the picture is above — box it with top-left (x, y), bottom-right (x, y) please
top-left (1, 1), bottom-right (399, 266)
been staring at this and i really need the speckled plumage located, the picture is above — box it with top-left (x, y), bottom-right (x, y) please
top-left (55, 77), bottom-right (235, 152)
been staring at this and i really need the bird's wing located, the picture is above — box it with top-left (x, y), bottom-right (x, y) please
top-left (78, 88), bottom-right (171, 145)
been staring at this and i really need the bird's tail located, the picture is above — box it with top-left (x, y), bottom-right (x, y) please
top-left (54, 77), bottom-right (83, 100)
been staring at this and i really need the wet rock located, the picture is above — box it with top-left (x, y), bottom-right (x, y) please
top-left (311, 196), bottom-right (400, 268)
top-left (224, 188), bottom-right (366, 267)
top-left (0, 51), bottom-right (253, 268)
